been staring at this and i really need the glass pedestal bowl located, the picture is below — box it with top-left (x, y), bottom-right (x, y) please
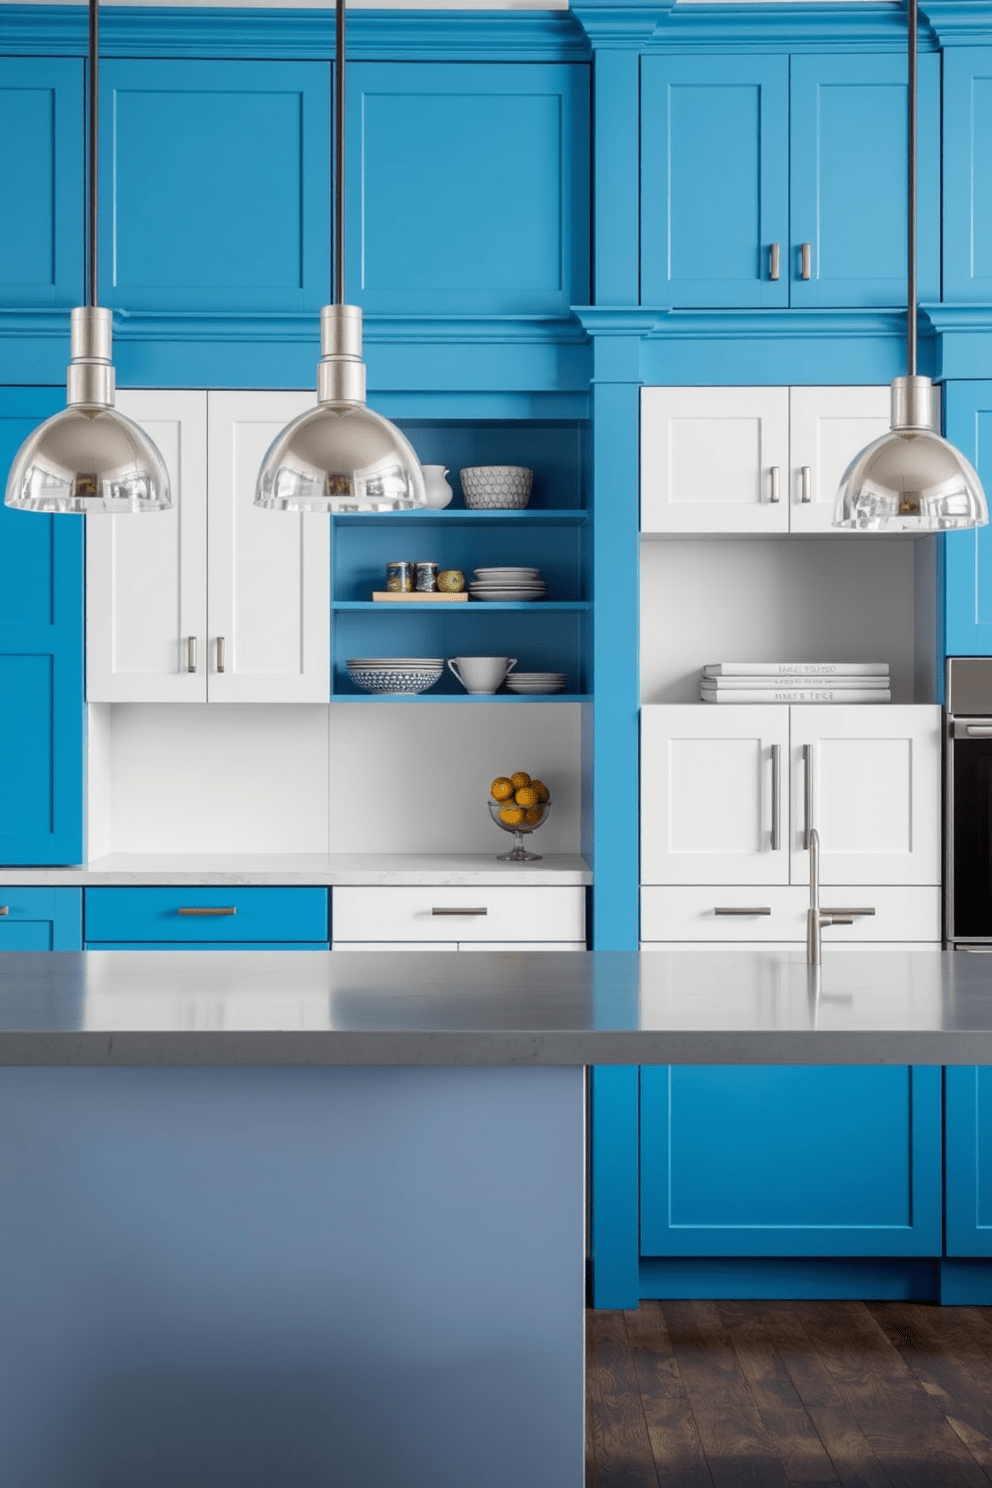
top-left (487, 797), bottom-right (552, 861)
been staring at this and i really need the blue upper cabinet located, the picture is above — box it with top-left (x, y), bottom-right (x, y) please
top-left (790, 53), bottom-right (940, 309)
top-left (641, 55), bottom-right (789, 309)
top-left (98, 60), bottom-right (330, 314)
top-left (346, 63), bottom-right (589, 318)
top-left (943, 49), bottom-right (992, 302)
top-left (0, 390), bottom-right (84, 866)
top-left (0, 57), bottom-right (83, 309)
top-left (943, 382), bottom-right (992, 655)
top-left (641, 51), bottom-right (939, 309)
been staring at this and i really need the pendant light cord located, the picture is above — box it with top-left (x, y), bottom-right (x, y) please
top-left (907, 0), bottom-right (917, 378)
top-left (334, 0), bottom-right (345, 307)
top-left (88, 0), bottom-right (99, 309)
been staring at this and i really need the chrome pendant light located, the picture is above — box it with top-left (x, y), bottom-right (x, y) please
top-left (4, 0), bottom-right (170, 515)
top-left (832, 0), bottom-right (987, 532)
top-left (254, 4), bottom-right (425, 513)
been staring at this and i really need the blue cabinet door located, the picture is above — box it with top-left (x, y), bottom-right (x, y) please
top-left (0, 58), bottom-right (83, 310)
top-left (83, 887), bottom-right (330, 947)
top-left (98, 60), bottom-right (330, 314)
top-left (943, 382), bottom-right (992, 656)
top-left (347, 63), bottom-right (589, 318)
top-left (640, 1065), bottom-right (942, 1257)
top-left (0, 888), bottom-right (81, 950)
top-left (640, 54), bottom-right (789, 309)
top-left (946, 1066), bottom-right (992, 1256)
top-left (943, 49), bottom-right (992, 302)
top-left (790, 52), bottom-right (940, 308)
top-left (0, 389), bottom-right (84, 866)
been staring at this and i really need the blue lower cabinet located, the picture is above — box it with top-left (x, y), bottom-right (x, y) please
top-left (0, 888), bottom-right (82, 950)
top-left (640, 1065), bottom-right (943, 1259)
top-left (945, 1066), bottom-right (992, 1257)
top-left (83, 887), bottom-right (329, 948)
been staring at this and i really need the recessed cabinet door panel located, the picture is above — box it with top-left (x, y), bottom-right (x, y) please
top-left (790, 53), bottom-right (940, 308)
top-left (790, 705), bottom-right (941, 886)
top-left (788, 386), bottom-right (891, 534)
top-left (207, 392), bottom-right (329, 704)
top-left (641, 706), bottom-right (790, 886)
top-left (86, 391), bottom-right (207, 702)
top-left (641, 54), bottom-right (789, 308)
top-left (944, 383), bottom-right (992, 656)
top-left (945, 1066), bottom-right (992, 1257)
top-left (641, 387), bottom-right (790, 534)
top-left (942, 50), bottom-right (992, 302)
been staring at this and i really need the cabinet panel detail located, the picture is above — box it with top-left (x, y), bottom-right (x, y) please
top-left (946, 1066), bottom-right (992, 1257)
top-left (943, 50), bottom-right (992, 302)
top-left (944, 383), bottom-right (992, 657)
top-left (0, 888), bottom-right (82, 951)
top-left (787, 385), bottom-right (891, 534)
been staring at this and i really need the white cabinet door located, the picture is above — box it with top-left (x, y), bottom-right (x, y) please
top-left (789, 705), bottom-right (941, 886)
top-left (641, 705), bottom-right (790, 885)
top-left (788, 386), bottom-right (891, 534)
top-left (331, 885), bottom-right (586, 944)
top-left (207, 391), bottom-right (330, 703)
top-left (641, 386), bottom-right (790, 534)
top-left (86, 390), bottom-right (208, 702)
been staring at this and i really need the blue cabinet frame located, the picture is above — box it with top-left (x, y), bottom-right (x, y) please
top-left (943, 382), bottom-right (992, 656)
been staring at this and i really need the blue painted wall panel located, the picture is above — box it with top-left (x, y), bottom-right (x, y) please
top-left (943, 382), bottom-right (992, 655)
top-left (943, 49), bottom-right (992, 303)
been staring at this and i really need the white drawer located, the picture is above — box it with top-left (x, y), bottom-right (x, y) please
top-left (331, 942), bottom-right (457, 953)
top-left (459, 942), bottom-right (585, 952)
top-left (332, 886), bottom-right (586, 945)
top-left (640, 885), bottom-right (940, 943)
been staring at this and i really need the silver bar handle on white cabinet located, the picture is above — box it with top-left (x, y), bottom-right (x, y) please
top-left (800, 242), bottom-right (812, 280)
top-left (187, 636), bottom-right (197, 673)
top-left (769, 242), bottom-right (780, 281)
top-left (822, 907), bottom-right (876, 918)
top-left (803, 743), bottom-right (814, 849)
top-left (769, 466), bottom-right (780, 504)
top-left (432, 907), bottom-right (488, 916)
top-left (216, 636), bottom-right (226, 673)
top-left (770, 743), bottom-right (781, 851)
top-left (714, 906), bottom-right (772, 916)
top-left (800, 466), bottom-right (812, 504)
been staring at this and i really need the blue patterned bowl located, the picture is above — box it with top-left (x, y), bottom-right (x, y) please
top-left (346, 666), bottom-right (442, 695)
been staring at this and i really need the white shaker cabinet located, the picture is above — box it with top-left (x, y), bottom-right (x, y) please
top-left (787, 385), bottom-right (890, 534)
top-left (86, 389), bottom-right (329, 703)
top-left (331, 885), bottom-right (587, 949)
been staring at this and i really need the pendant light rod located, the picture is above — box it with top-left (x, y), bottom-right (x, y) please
top-left (88, 0), bottom-right (99, 309)
top-left (334, 0), bottom-right (345, 307)
top-left (907, 0), bottom-right (917, 378)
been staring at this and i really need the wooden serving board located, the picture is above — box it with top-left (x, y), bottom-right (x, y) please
top-left (371, 591), bottom-right (469, 603)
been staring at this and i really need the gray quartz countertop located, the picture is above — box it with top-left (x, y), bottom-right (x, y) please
top-left (1, 947), bottom-right (992, 1066)
top-left (0, 853), bottom-right (592, 887)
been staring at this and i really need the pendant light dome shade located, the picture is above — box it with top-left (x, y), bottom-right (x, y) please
top-left (256, 401), bottom-right (426, 512)
top-left (5, 405), bottom-right (171, 515)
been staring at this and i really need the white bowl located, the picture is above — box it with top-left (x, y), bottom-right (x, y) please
top-left (460, 466), bottom-right (533, 510)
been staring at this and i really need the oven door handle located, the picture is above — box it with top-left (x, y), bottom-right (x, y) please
top-left (952, 720), bottom-right (992, 738)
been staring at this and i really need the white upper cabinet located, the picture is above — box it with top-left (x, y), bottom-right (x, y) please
top-left (87, 390), bottom-right (330, 704)
top-left (641, 386), bottom-right (897, 536)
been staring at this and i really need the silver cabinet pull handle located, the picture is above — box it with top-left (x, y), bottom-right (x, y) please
top-left (803, 743), bottom-right (814, 849)
top-left (432, 907), bottom-right (488, 916)
top-left (769, 242), bottom-right (780, 281)
top-left (177, 907), bottom-right (236, 917)
top-left (822, 907), bottom-right (876, 917)
top-left (216, 636), bottom-right (226, 673)
top-left (770, 743), bottom-right (781, 851)
top-left (800, 242), bottom-right (812, 280)
top-left (965, 725), bottom-right (992, 737)
top-left (0, 907), bottom-right (8, 916)
top-left (769, 466), bottom-right (780, 504)
top-left (187, 636), bottom-right (197, 673)
top-left (714, 907), bottom-right (772, 916)
top-left (801, 466), bottom-right (812, 504)
top-left (822, 916), bottom-right (854, 926)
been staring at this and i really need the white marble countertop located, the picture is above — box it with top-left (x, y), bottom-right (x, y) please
top-left (1, 947), bottom-right (992, 1066)
top-left (0, 853), bottom-right (592, 887)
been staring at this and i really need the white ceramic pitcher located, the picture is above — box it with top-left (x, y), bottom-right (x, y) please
top-left (421, 465), bottom-right (453, 510)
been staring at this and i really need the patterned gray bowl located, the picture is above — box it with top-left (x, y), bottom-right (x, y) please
top-left (346, 666), bottom-right (442, 696)
top-left (460, 466), bottom-right (533, 510)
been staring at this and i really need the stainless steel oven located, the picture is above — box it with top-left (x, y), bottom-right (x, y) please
top-left (946, 658), bottom-right (992, 947)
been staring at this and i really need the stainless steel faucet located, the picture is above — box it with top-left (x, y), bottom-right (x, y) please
top-left (806, 828), bottom-right (854, 965)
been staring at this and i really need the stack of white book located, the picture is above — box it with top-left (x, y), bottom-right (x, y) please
top-left (699, 662), bottom-right (891, 704)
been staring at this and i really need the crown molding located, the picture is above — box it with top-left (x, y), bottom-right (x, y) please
top-left (573, 306), bottom-right (915, 341)
top-left (0, 7), bottom-right (591, 61)
top-left (918, 1), bottom-right (992, 45)
top-left (571, 1), bottom-right (937, 52)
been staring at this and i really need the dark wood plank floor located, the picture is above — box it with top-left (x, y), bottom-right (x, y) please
top-left (586, 1301), bottom-right (992, 1488)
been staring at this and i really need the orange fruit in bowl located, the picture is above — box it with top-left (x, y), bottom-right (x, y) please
top-left (524, 806), bottom-right (542, 825)
top-left (500, 805), bottom-right (525, 825)
top-left (491, 777), bottom-right (514, 801)
top-left (510, 771), bottom-right (531, 790)
top-left (515, 786), bottom-right (538, 807)
top-left (531, 779), bottom-right (550, 803)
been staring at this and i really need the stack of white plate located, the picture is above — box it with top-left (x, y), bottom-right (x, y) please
top-left (505, 672), bottom-right (566, 695)
top-left (469, 567), bottom-right (546, 603)
top-left (345, 658), bottom-right (444, 695)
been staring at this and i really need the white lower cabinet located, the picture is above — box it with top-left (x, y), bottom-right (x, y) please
top-left (640, 885), bottom-right (941, 944)
top-left (331, 885), bottom-right (586, 949)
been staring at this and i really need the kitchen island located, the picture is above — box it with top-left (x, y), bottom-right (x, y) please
top-left (2, 947), bottom-right (991, 1488)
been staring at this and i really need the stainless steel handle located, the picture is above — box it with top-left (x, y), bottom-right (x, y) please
top-left (0, 907), bottom-right (8, 916)
top-left (965, 725), bottom-right (992, 737)
top-left (187, 636), bottom-right (197, 674)
top-left (216, 636), bottom-right (225, 673)
top-left (769, 466), bottom-right (780, 504)
top-left (801, 466), bottom-right (812, 504)
top-left (714, 907), bottom-right (772, 916)
top-left (769, 242), bottom-right (780, 281)
top-left (822, 916), bottom-right (854, 927)
top-left (803, 743), bottom-right (813, 849)
top-left (800, 242), bottom-right (811, 280)
top-left (177, 907), bottom-right (236, 917)
top-left (431, 907), bottom-right (488, 916)
top-left (770, 743), bottom-right (781, 851)
top-left (822, 907), bottom-right (876, 917)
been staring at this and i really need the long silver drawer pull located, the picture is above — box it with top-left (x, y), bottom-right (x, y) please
top-left (769, 242), bottom-right (780, 281)
top-left (803, 743), bottom-right (814, 849)
top-left (801, 466), bottom-right (812, 503)
top-left (966, 725), bottom-right (992, 736)
top-left (432, 907), bottom-right (488, 916)
top-left (187, 636), bottom-right (197, 673)
top-left (0, 907), bottom-right (8, 916)
top-left (769, 466), bottom-right (780, 504)
top-left (216, 636), bottom-right (226, 673)
top-left (770, 743), bottom-right (781, 851)
top-left (714, 907), bottom-right (772, 916)
top-left (177, 907), bottom-right (237, 917)
top-left (800, 242), bottom-right (812, 280)
top-left (822, 907), bottom-right (876, 917)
